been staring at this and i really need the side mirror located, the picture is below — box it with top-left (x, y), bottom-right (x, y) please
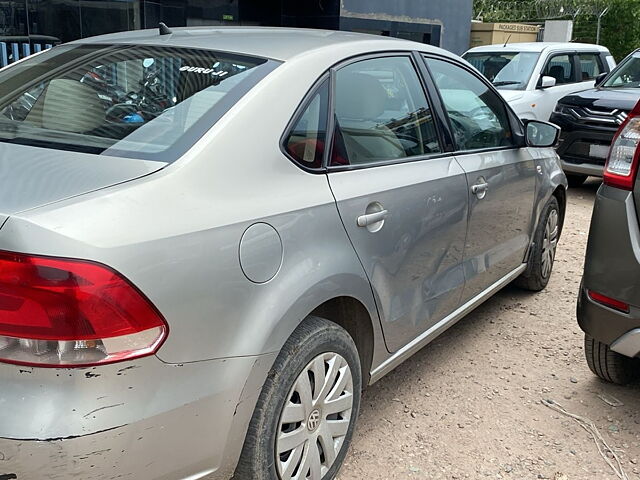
top-left (524, 120), bottom-right (560, 148)
top-left (538, 76), bottom-right (557, 89)
top-left (595, 72), bottom-right (608, 87)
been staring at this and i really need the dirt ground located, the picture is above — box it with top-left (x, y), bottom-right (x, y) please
top-left (338, 179), bottom-right (640, 480)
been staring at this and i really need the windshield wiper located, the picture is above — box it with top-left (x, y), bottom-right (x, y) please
top-left (492, 80), bottom-right (521, 86)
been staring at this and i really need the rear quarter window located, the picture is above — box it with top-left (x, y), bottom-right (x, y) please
top-left (0, 44), bottom-right (280, 162)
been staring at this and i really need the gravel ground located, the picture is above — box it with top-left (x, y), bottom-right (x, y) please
top-left (338, 179), bottom-right (640, 480)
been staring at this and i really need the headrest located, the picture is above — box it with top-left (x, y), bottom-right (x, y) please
top-left (41, 79), bottom-right (106, 133)
top-left (549, 65), bottom-right (565, 79)
top-left (335, 72), bottom-right (387, 121)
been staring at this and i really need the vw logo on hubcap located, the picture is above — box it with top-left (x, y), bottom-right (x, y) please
top-left (307, 409), bottom-right (321, 432)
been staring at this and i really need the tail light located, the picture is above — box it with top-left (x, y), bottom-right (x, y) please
top-left (0, 251), bottom-right (167, 367)
top-left (588, 290), bottom-right (630, 313)
top-left (603, 100), bottom-right (640, 190)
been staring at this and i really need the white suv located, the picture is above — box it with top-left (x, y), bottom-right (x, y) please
top-left (464, 42), bottom-right (615, 121)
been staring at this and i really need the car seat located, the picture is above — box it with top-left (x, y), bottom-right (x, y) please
top-left (335, 72), bottom-right (406, 164)
top-left (549, 65), bottom-right (566, 84)
top-left (25, 78), bottom-right (106, 133)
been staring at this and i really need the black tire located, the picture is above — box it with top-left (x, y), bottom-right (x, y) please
top-left (234, 317), bottom-right (362, 480)
top-left (567, 174), bottom-right (587, 188)
top-left (584, 334), bottom-right (639, 385)
top-left (515, 196), bottom-right (561, 291)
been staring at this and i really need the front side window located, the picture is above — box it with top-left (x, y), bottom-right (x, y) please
top-left (578, 53), bottom-right (603, 80)
top-left (0, 44), bottom-right (279, 161)
top-left (462, 51), bottom-right (540, 90)
top-left (284, 79), bottom-right (329, 169)
top-left (542, 54), bottom-right (574, 85)
top-left (426, 57), bottom-right (515, 152)
top-left (331, 56), bottom-right (440, 166)
top-left (603, 52), bottom-right (640, 88)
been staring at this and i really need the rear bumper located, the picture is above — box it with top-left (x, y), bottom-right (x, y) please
top-left (578, 286), bottom-right (640, 356)
top-left (577, 185), bottom-right (640, 356)
top-left (0, 353), bottom-right (275, 480)
top-left (611, 328), bottom-right (640, 357)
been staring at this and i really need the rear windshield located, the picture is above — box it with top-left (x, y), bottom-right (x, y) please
top-left (0, 44), bottom-right (279, 161)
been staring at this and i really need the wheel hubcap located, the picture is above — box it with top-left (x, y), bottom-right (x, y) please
top-left (276, 352), bottom-right (354, 480)
top-left (541, 208), bottom-right (559, 279)
top-left (307, 409), bottom-right (321, 432)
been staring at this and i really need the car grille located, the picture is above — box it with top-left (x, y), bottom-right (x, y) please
top-left (563, 105), bottom-right (628, 127)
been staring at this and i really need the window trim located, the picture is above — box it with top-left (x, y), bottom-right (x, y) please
top-left (325, 51), bottom-right (450, 172)
top-left (279, 73), bottom-right (331, 174)
top-left (420, 53), bottom-right (525, 156)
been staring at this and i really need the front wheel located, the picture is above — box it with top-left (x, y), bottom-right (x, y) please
top-left (235, 317), bottom-right (362, 480)
top-left (515, 196), bottom-right (561, 291)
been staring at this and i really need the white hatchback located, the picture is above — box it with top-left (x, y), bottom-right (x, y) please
top-left (464, 42), bottom-right (615, 121)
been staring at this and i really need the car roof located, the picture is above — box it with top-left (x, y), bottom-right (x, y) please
top-left (73, 26), bottom-right (449, 62)
top-left (466, 42), bottom-right (610, 54)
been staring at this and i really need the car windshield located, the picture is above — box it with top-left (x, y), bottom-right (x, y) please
top-left (0, 44), bottom-right (279, 161)
top-left (463, 51), bottom-right (540, 90)
top-left (603, 52), bottom-right (640, 88)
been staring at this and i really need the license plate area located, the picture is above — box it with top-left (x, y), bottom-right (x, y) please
top-left (589, 144), bottom-right (610, 159)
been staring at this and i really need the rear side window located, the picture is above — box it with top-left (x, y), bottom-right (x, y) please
top-left (331, 56), bottom-right (440, 166)
top-left (543, 54), bottom-right (575, 84)
top-left (426, 57), bottom-right (515, 152)
top-left (578, 53), bottom-right (603, 80)
top-left (284, 79), bottom-right (329, 169)
top-left (0, 44), bottom-right (279, 161)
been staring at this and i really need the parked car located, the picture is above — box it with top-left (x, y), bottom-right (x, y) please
top-left (0, 27), bottom-right (567, 480)
top-left (551, 48), bottom-right (640, 187)
top-left (577, 99), bottom-right (640, 385)
top-left (463, 42), bottom-right (615, 122)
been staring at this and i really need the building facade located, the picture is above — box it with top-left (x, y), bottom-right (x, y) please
top-left (0, 0), bottom-right (472, 54)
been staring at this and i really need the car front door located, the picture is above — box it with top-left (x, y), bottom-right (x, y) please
top-left (326, 54), bottom-right (469, 352)
top-left (532, 52), bottom-right (598, 121)
top-left (424, 56), bottom-right (537, 303)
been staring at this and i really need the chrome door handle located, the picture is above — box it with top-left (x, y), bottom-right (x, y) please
top-left (357, 210), bottom-right (388, 227)
top-left (471, 182), bottom-right (489, 195)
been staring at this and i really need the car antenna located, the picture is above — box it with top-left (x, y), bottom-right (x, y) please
top-left (159, 22), bottom-right (173, 36)
top-left (503, 34), bottom-right (512, 47)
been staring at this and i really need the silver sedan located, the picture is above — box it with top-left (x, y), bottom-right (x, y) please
top-left (0, 26), bottom-right (566, 480)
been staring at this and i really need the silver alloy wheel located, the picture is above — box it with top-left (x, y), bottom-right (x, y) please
top-left (541, 208), bottom-right (559, 279)
top-left (276, 352), bottom-right (354, 480)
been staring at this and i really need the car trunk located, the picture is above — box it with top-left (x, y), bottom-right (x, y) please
top-left (0, 142), bottom-right (166, 221)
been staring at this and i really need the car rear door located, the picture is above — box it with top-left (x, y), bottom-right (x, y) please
top-left (325, 54), bottom-right (469, 352)
top-left (424, 55), bottom-right (537, 303)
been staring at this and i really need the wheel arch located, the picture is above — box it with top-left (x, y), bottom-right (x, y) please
top-left (257, 271), bottom-right (384, 386)
top-left (310, 296), bottom-right (376, 386)
top-left (552, 184), bottom-right (567, 236)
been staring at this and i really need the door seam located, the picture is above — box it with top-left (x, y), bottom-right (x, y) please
top-left (324, 174), bottom-right (393, 354)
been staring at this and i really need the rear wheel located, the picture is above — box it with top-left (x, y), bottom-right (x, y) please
top-left (567, 174), bottom-right (587, 187)
top-left (235, 317), bottom-right (361, 480)
top-left (515, 196), bottom-right (561, 291)
top-left (584, 334), bottom-right (639, 385)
